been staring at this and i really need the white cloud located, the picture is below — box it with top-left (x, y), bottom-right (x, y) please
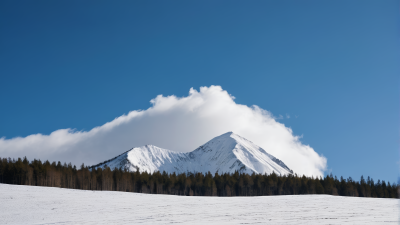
top-left (0, 85), bottom-right (326, 176)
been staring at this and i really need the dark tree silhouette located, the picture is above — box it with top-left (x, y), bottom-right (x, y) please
top-left (0, 157), bottom-right (398, 198)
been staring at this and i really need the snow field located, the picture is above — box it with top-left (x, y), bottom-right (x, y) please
top-left (0, 183), bottom-right (398, 225)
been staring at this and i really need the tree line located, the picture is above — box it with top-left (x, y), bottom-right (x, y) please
top-left (0, 157), bottom-right (398, 198)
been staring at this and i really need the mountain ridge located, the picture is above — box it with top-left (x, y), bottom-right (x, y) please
top-left (91, 132), bottom-right (293, 176)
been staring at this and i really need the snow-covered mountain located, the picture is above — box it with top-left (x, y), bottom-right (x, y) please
top-left (91, 132), bottom-right (293, 176)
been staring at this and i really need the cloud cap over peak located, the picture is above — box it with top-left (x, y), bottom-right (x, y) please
top-left (0, 85), bottom-right (327, 176)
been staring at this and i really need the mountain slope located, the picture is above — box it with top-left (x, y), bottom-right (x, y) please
top-left (188, 132), bottom-right (293, 175)
top-left (91, 145), bottom-right (190, 174)
top-left (92, 132), bottom-right (293, 175)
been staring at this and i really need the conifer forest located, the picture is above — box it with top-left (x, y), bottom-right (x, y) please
top-left (0, 157), bottom-right (397, 198)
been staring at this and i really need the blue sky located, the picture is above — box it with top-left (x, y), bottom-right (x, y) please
top-left (0, 1), bottom-right (399, 182)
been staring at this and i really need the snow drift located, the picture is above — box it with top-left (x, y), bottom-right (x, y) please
top-left (1, 184), bottom-right (397, 225)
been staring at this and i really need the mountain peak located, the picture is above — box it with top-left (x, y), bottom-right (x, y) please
top-left (210, 131), bottom-right (241, 141)
top-left (206, 132), bottom-right (253, 149)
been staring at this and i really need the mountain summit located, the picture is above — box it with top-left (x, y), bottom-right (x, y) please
top-left (91, 132), bottom-right (293, 175)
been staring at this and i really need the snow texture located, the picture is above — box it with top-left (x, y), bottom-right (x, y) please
top-left (0, 183), bottom-right (398, 225)
top-left (92, 132), bottom-right (293, 176)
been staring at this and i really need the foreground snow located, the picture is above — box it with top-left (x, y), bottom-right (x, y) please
top-left (0, 184), bottom-right (398, 224)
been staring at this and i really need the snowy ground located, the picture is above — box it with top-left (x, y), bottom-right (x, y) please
top-left (0, 184), bottom-right (398, 224)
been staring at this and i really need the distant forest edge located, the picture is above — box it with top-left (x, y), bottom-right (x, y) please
top-left (0, 157), bottom-right (398, 198)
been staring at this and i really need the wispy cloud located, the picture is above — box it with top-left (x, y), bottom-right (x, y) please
top-left (0, 85), bottom-right (327, 176)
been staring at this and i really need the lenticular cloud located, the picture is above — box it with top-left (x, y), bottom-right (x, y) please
top-left (0, 86), bottom-right (326, 176)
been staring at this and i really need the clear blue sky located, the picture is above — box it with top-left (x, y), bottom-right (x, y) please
top-left (1, 0), bottom-right (399, 183)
